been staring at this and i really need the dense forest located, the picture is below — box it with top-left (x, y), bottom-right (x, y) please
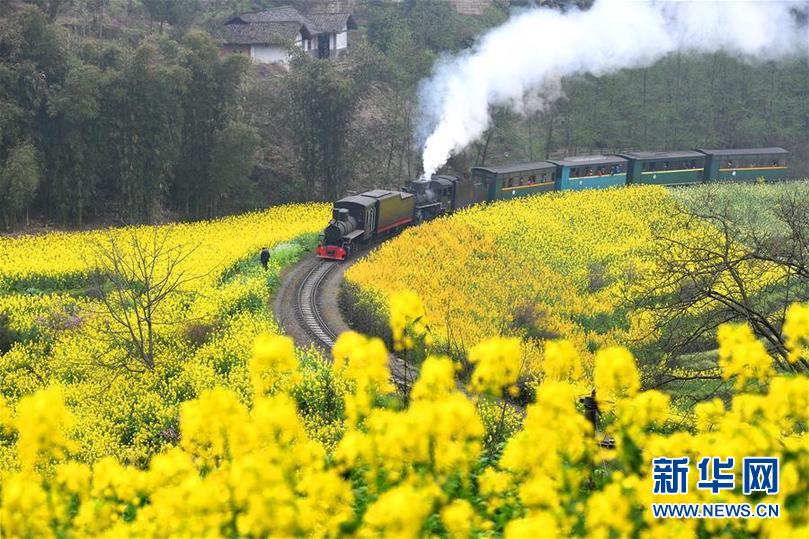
top-left (0, 0), bottom-right (807, 230)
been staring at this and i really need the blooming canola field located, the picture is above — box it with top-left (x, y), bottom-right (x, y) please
top-left (1, 299), bottom-right (808, 537)
top-left (345, 184), bottom-right (802, 381)
top-left (347, 186), bottom-right (685, 374)
top-left (0, 190), bottom-right (808, 537)
top-left (0, 203), bottom-right (330, 468)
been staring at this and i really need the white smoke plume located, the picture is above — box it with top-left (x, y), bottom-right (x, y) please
top-left (417, 0), bottom-right (809, 180)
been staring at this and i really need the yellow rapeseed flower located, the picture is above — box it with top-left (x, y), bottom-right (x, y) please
top-left (468, 336), bottom-right (522, 396)
top-left (593, 346), bottom-right (640, 405)
top-left (783, 302), bottom-right (809, 364)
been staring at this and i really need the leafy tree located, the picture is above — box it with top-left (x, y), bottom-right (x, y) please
top-left (141, 0), bottom-right (200, 32)
top-left (110, 41), bottom-right (185, 222)
top-left (284, 53), bottom-right (354, 200)
top-left (172, 31), bottom-right (250, 219)
top-left (48, 60), bottom-right (106, 227)
top-left (209, 122), bottom-right (261, 214)
top-left (23, 0), bottom-right (68, 21)
top-left (0, 143), bottom-right (40, 229)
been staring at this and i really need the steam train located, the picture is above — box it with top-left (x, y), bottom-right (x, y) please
top-left (315, 146), bottom-right (789, 260)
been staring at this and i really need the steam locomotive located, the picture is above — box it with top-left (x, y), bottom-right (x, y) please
top-left (316, 146), bottom-right (789, 260)
top-left (315, 175), bottom-right (479, 260)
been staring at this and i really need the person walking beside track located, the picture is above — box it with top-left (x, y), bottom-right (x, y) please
top-left (260, 247), bottom-right (270, 270)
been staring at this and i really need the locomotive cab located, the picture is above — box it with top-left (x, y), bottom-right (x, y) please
top-left (404, 175), bottom-right (458, 222)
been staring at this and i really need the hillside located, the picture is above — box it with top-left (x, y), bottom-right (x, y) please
top-left (344, 181), bottom-right (809, 401)
top-left (0, 194), bottom-right (807, 536)
top-left (1, 0), bottom-right (807, 232)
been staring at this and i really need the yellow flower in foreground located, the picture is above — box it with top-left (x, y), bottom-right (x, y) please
top-left (16, 385), bottom-right (74, 471)
top-left (0, 472), bottom-right (51, 538)
top-left (332, 331), bottom-right (392, 393)
top-left (389, 290), bottom-right (430, 351)
top-left (694, 398), bottom-right (725, 433)
top-left (783, 302), bottom-right (809, 364)
top-left (250, 334), bottom-right (299, 395)
top-left (505, 512), bottom-right (559, 539)
top-left (543, 339), bottom-right (583, 381)
top-left (594, 346), bottom-right (640, 406)
top-left (717, 323), bottom-right (774, 389)
top-left (332, 331), bottom-right (393, 423)
top-left (468, 336), bottom-right (522, 396)
top-left (360, 484), bottom-right (433, 539)
top-left (441, 499), bottom-right (476, 539)
top-left (410, 355), bottom-right (456, 401)
top-left (180, 387), bottom-right (248, 465)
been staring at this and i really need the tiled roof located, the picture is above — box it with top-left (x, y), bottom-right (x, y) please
top-left (307, 13), bottom-right (357, 33)
top-left (218, 6), bottom-right (355, 45)
top-left (216, 20), bottom-right (309, 45)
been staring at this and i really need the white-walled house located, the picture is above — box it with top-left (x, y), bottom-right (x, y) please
top-left (217, 6), bottom-right (357, 66)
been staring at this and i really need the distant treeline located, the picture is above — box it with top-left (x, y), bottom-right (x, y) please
top-left (0, 6), bottom-right (256, 228)
top-left (463, 54), bottom-right (809, 177)
top-left (1, 0), bottom-right (807, 230)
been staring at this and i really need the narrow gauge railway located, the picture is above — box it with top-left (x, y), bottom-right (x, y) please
top-left (297, 260), bottom-right (339, 349)
top-left (316, 146), bottom-right (790, 260)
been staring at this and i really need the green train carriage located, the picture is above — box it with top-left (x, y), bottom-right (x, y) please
top-left (619, 150), bottom-right (707, 186)
top-left (547, 155), bottom-right (628, 191)
top-left (697, 148), bottom-right (789, 182)
top-left (471, 161), bottom-right (558, 201)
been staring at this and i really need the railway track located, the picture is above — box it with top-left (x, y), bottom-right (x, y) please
top-left (280, 254), bottom-right (522, 404)
top-left (296, 260), bottom-right (339, 349)
top-left (285, 255), bottom-right (416, 389)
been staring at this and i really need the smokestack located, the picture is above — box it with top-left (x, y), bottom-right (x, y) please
top-left (417, 0), bottom-right (809, 180)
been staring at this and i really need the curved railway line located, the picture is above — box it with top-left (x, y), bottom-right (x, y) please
top-left (275, 250), bottom-right (417, 390)
top-left (276, 249), bottom-right (527, 415)
top-left (296, 260), bottom-right (339, 349)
